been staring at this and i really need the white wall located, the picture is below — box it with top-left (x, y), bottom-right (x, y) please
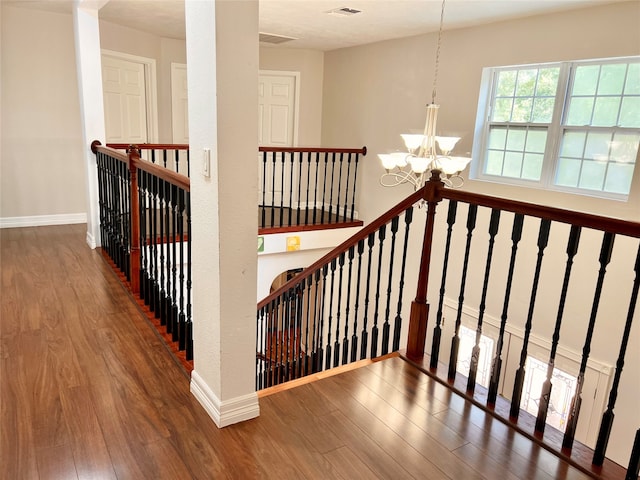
top-left (1, 5), bottom-right (86, 221)
top-left (321, 1), bottom-right (640, 466)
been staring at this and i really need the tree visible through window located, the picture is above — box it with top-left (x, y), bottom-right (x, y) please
top-left (474, 57), bottom-right (640, 199)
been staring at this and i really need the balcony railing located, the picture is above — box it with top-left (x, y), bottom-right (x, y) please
top-left (256, 170), bottom-right (640, 479)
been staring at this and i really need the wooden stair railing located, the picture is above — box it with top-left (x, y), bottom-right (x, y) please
top-left (92, 140), bottom-right (193, 369)
top-left (256, 170), bottom-right (640, 479)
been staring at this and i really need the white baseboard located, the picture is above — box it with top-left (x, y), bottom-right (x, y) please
top-left (190, 371), bottom-right (260, 428)
top-left (0, 213), bottom-right (87, 229)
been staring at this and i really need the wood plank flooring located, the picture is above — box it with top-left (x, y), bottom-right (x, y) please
top-left (0, 225), bottom-right (601, 479)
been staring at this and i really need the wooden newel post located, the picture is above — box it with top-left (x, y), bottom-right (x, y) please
top-left (128, 147), bottom-right (141, 295)
top-left (406, 171), bottom-right (444, 361)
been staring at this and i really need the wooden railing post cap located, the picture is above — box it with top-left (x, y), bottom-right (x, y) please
top-left (423, 170), bottom-right (445, 203)
top-left (362, 146), bottom-right (367, 156)
top-left (90, 140), bottom-right (102, 154)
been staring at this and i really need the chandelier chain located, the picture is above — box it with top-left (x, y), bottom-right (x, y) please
top-left (431, 0), bottom-right (447, 104)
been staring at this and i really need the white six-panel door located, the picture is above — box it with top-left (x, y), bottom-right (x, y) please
top-left (102, 54), bottom-right (148, 144)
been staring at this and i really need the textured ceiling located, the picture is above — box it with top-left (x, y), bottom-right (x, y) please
top-left (5, 0), bottom-right (627, 51)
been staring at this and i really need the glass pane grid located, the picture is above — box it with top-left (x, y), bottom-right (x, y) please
top-left (492, 67), bottom-right (559, 123)
top-left (485, 125), bottom-right (546, 180)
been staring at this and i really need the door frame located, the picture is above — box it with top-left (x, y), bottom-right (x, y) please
top-left (101, 49), bottom-right (159, 143)
top-left (259, 70), bottom-right (300, 147)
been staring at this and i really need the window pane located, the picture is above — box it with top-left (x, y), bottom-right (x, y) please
top-left (516, 69), bottom-right (537, 96)
top-left (493, 98), bottom-right (513, 122)
top-left (488, 127), bottom-right (507, 149)
top-left (525, 129), bottom-right (547, 153)
top-left (624, 63), bottom-right (640, 94)
top-left (503, 151), bottom-right (523, 178)
top-left (592, 97), bottom-right (621, 127)
top-left (573, 65), bottom-right (600, 96)
top-left (566, 97), bottom-right (594, 125)
top-left (584, 132), bottom-right (612, 159)
top-left (605, 162), bottom-right (635, 194)
top-left (532, 97), bottom-right (555, 123)
top-left (536, 68), bottom-right (560, 96)
top-left (506, 128), bottom-right (527, 151)
top-left (611, 132), bottom-right (640, 163)
top-left (556, 157), bottom-right (581, 187)
top-left (620, 97), bottom-right (640, 128)
top-left (486, 150), bottom-right (504, 175)
top-left (512, 97), bottom-right (533, 122)
top-left (579, 160), bottom-right (606, 190)
top-left (560, 131), bottom-right (586, 158)
top-left (522, 153), bottom-right (543, 180)
top-left (598, 64), bottom-right (627, 95)
top-left (496, 70), bottom-right (517, 97)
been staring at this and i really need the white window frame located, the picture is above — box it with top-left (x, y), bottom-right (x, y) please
top-left (471, 56), bottom-right (640, 201)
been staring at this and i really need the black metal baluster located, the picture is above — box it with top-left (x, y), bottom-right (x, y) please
top-left (297, 152), bottom-right (303, 226)
top-left (313, 152), bottom-right (320, 224)
top-left (162, 149), bottom-right (168, 169)
top-left (266, 300), bottom-right (276, 387)
top-left (304, 152), bottom-right (311, 226)
top-left (328, 153), bottom-right (337, 224)
top-left (487, 213), bottom-right (524, 407)
top-left (164, 180), bottom-right (173, 332)
top-left (382, 217), bottom-right (399, 355)
top-left (317, 265), bottom-right (328, 371)
top-left (448, 204), bottom-right (478, 382)
top-left (325, 258), bottom-right (337, 370)
top-left (138, 168), bottom-right (147, 302)
top-left (343, 153), bottom-right (352, 221)
top-left (303, 276), bottom-right (312, 376)
top-left (351, 240), bottom-right (365, 362)
top-left (393, 207), bottom-right (414, 352)
top-left (158, 179), bottom-right (166, 324)
top-left (261, 150), bottom-right (267, 228)
top-left (562, 232), bottom-right (615, 453)
top-left (311, 269), bottom-right (322, 373)
top-left (279, 153), bottom-right (286, 227)
top-left (626, 429), bottom-right (640, 480)
top-left (334, 253), bottom-right (345, 367)
top-left (535, 225), bottom-right (582, 436)
top-left (371, 225), bottom-right (387, 359)
top-left (151, 149), bottom-right (156, 165)
top-left (270, 152), bottom-right (276, 227)
top-left (350, 153), bottom-right (360, 222)
top-left (467, 209), bottom-right (501, 395)
top-left (288, 152), bottom-right (294, 227)
top-left (149, 174), bottom-right (158, 315)
top-left (177, 188), bottom-right (186, 351)
top-left (256, 308), bottom-right (263, 390)
top-left (361, 232), bottom-right (376, 359)
top-left (510, 218), bottom-right (552, 421)
top-left (431, 201), bottom-right (457, 369)
top-left (321, 153), bottom-right (329, 224)
top-left (185, 191), bottom-right (193, 361)
top-left (171, 185), bottom-right (179, 342)
top-left (335, 153), bottom-right (344, 223)
top-left (186, 149), bottom-right (190, 177)
top-left (593, 243), bottom-right (640, 465)
top-left (175, 150), bottom-right (180, 174)
top-left (342, 246), bottom-right (355, 365)
top-left (283, 289), bottom-right (292, 382)
top-left (143, 171), bottom-right (153, 306)
top-left (274, 296), bottom-right (282, 384)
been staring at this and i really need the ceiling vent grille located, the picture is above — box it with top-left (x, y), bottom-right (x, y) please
top-left (259, 32), bottom-right (298, 44)
top-left (327, 7), bottom-right (362, 16)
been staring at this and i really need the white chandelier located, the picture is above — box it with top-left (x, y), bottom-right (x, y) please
top-left (378, 0), bottom-right (471, 189)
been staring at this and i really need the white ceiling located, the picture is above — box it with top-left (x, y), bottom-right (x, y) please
top-left (5, 0), bottom-right (627, 51)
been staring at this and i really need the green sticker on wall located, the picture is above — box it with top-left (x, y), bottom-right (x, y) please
top-left (257, 236), bottom-right (264, 252)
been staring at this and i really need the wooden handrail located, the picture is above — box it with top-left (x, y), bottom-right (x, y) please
top-left (442, 188), bottom-right (640, 238)
top-left (259, 146), bottom-right (367, 155)
top-left (106, 143), bottom-right (190, 150)
top-left (93, 142), bottom-right (190, 191)
top-left (257, 186), bottom-right (425, 310)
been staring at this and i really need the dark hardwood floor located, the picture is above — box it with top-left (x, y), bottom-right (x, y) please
top-left (1, 225), bottom-right (598, 479)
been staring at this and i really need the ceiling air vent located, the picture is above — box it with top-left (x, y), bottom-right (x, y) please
top-left (259, 32), bottom-right (298, 45)
top-left (327, 7), bottom-right (362, 16)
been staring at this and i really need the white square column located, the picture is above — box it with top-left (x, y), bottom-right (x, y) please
top-left (186, 0), bottom-right (260, 427)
